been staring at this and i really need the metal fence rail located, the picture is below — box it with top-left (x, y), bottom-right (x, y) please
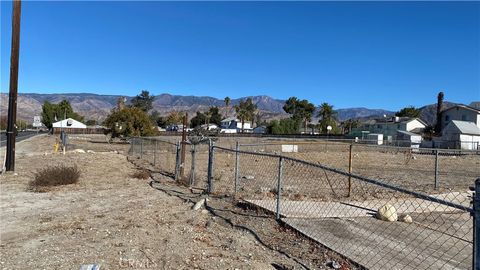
top-left (129, 137), bottom-right (478, 269)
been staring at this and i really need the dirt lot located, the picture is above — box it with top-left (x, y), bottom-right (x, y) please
top-left (0, 135), bottom-right (353, 270)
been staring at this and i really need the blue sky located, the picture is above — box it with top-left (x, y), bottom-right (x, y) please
top-left (1, 1), bottom-right (479, 110)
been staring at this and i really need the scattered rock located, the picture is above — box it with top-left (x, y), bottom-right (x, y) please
top-left (326, 260), bottom-right (341, 269)
top-left (412, 156), bottom-right (417, 160)
top-left (376, 204), bottom-right (398, 222)
top-left (242, 175), bottom-right (255, 180)
top-left (71, 149), bottom-right (86, 153)
top-left (201, 209), bottom-right (209, 215)
top-left (87, 150), bottom-right (95, 153)
top-left (399, 214), bottom-right (413, 224)
top-left (192, 198), bottom-right (209, 210)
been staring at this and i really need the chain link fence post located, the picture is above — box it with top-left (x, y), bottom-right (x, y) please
top-left (434, 149), bottom-right (439, 190)
top-left (174, 141), bottom-right (181, 182)
top-left (128, 137), bottom-right (135, 155)
top-left (234, 141), bottom-right (240, 194)
top-left (153, 139), bottom-right (157, 166)
top-left (276, 156), bottom-right (284, 220)
top-left (207, 140), bottom-right (215, 194)
top-left (348, 143), bottom-right (353, 197)
top-left (473, 178), bottom-right (480, 270)
top-left (189, 144), bottom-right (196, 186)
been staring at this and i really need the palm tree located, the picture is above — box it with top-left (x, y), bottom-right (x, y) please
top-left (317, 102), bottom-right (337, 133)
top-left (435, 91), bottom-right (444, 134)
top-left (343, 119), bottom-right (359, 134)
top-left (235, 98), bottom-right (257, 132)
top-left (224, 97), bottom-right (231, 118)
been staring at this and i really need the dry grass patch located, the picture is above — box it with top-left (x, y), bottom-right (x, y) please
top-left (29, 164), bottom-right (81, 192)
top-left (132, 170), bottom-right (151, 180)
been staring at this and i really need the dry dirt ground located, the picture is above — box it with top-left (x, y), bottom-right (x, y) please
top-left (0, 135), bottom-right (351, 270)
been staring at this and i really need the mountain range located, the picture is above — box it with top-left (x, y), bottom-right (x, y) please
top-left (0, 92), bottom-right (478, 125)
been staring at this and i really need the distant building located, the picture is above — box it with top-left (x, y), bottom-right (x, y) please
top-left (220, 117), bottom-right (252, 133)
top-left (366, 133), bottom-right (383, 145)
top-left (167, 124), bottom-right (192, 132)
top-left (439, 120), bottom-right (480, 150)
top-left (52, 118), bottom-right (87, 134)
top-left (440, 105), bottom-right (480, 131)
top-left (253, 126), bottom-right (267, 134)
top-left (200, 124), bottom-right (218, 131)
top-left (396, 130), bottom-right (422, 148)
top-left (350, 116), bottom-right (427, 141)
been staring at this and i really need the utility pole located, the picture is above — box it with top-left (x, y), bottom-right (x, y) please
top-left (5, 0), bottom-right (22, 172)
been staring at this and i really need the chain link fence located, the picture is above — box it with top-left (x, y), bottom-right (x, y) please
top-left (239, 140), bottom-right (480, 192)
top-left (211, 145), bottom-right (475, 270)
top-left (129, 137), bottom-right (178, 178)
top-left (129, 136), bottom-right (479, 269)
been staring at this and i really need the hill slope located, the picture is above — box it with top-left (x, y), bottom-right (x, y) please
top-left (2, 92), bottom-right (476, 125)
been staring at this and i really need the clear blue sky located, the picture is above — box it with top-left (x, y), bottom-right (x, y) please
top-left (1, 1), bottom-right (479, 110)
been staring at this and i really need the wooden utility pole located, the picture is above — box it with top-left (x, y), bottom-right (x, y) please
top-left (5, 0), bottom-right (22, 172)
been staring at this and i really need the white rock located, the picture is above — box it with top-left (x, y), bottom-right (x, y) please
top-left (376, 204), bottom-right (398, 222)
top-left (87, 150), bottom-right (95, 153)
top-left (192, 198), bottom-right (209, 210)
top-left (327, 260), bottom-right (341, 269)
top-left (399, 214), bottom-right (413, 224)
top-left (71, 149), bottom-right (86, 153)
top-left (243, 175), bottom-right (255, 180)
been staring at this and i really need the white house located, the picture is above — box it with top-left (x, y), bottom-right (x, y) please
top-left (52, 118), bottom-right (87, 134)
top-left (52, 118), bottom-right (86, 129)
top-left (440, 120), bottom-right (480, 150)
top-left (220, 117), bottom-right (252, 132)
top-left (441, 105), bottom-right (480, 131)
